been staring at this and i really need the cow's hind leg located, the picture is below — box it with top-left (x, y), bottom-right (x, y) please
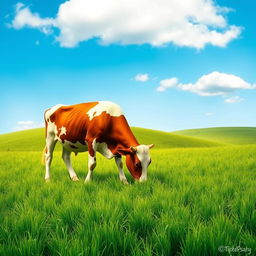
top-left (45, 134), bottom-right (57, 181)
top-left (62, 148), bottom-right (79, 181)
top-left (115, 156), bottom-right (129, 184)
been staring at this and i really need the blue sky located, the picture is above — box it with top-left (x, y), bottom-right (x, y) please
top-left (1, 0), bottom-right (256, 134)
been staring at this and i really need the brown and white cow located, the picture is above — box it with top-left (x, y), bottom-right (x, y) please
top-left (42, 101), bottom-right (154, 183)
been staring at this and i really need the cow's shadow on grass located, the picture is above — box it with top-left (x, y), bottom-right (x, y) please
top-left (74, 170), bottom-right (171, 186)
top-left (42, 166), bottom-right (171, 186)
top-left (75, 170), bottom-right (134, 184)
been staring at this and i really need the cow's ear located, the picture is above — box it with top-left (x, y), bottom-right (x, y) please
top-left (148, 144), bottom-right (154, 149)
top-left (116, 147), bottom-right (133, 155)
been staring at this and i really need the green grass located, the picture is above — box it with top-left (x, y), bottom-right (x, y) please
top-left (1, 127), bottom-right (255, 255)
top-left (0, 146), bottom-right (256, 255)
top-left (173, 127), bottom-right (256, 145)
top-left (0, 127), bottom-right (223, 152)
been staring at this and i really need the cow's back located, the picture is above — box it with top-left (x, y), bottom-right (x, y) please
top-left (45, 101), bottom-right (125, 147)
top-left (46, 102), bottom-right (98, 144)
top-left (44, 101), bottom-right (139, 155)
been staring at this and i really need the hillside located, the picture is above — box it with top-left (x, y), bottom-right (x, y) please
top-left (132, 127), bottom-right (223, 148)
top-left (0, 127), bottom-right (222, 151)
top-left (173, 127), bottom-right (256, 145)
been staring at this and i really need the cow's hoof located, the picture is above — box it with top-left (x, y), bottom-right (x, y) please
top-left (45, 178), bottom-right (50, 183)
top-left (121, 179), bottom-right (129, 185)
top-left (84, 179), bottom-right (91, 183)
top-left (71, 176), bottom-right (79, 181)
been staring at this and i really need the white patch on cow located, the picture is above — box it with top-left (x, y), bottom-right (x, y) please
top-left (45, 104), bottom-right (65, 120)
top-left (92, 138), bottom-right (114, 159)
top-left (59, 126), bottom-right (67, 136)
top-left (46, 119), bottom-right (58, 141)
top-left (87, 101), bottom-right (123, 120)
top-left (61, 139), bottom-right (88, 153)
top-left (46, 121), bottom-right (58, 139)
top-left (45, 104), bottom-right (66, 140)
top-left (61, 137), bottom-right (114, 158)
top-left (136, 145), bottom-right (151, 182)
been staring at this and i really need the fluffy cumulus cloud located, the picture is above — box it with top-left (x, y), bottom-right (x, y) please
top-left (225, 96), bottom-right (244, 103)
top-left (179, 72), bottom-right (255, 96)
top-left (10, 0), bottom-right (241, 48)
top-left (135, 73), bottom-right (149, 82)
top-left (157, 78), bottom-right (178, 92)
top-left (14, 120), bottom-right (44, 131)
top-left (157, 72), bottom-right (256, 103)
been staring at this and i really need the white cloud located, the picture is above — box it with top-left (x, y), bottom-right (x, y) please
top-left (135, 73), bottom-right (149, 82)
top-left (179, 72), bottom-right (256, 96)
top-left (225, 96), bottom-right (244, 103)
top-left (156, 72), bottom-right (255, 105)
top-left (11, 3), bottom-right (55, 34)
top-left (157, 78), bottom-right (178, 92)
top-left (17, 120), bottom-right (34, 125)
top-left (14, 120), bottom-right (44, 131)
top-left (10, 0), bottom-right (241, 48)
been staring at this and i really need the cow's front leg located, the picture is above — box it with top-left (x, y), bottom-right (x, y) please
top-left (85, 140), bottom-right (96, 182)
top-left (115, 156), bottom-right (129, 184)
top-left (85, 154), bottom-right (96, 182)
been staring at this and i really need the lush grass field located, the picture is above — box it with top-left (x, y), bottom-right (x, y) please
top-left (173, 127), bottom-right (256, 145)
top-left (0, 127), bottom-right (255, 255)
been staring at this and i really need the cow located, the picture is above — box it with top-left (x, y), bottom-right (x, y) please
top-left (42, 101), bottom-right (154, 183)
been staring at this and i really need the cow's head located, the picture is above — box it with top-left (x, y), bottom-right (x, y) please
top-left (117, 144), bottom-right (154, 182)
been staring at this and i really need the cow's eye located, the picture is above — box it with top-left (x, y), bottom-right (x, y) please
top-left (135, 163), bottom-right (140, 169)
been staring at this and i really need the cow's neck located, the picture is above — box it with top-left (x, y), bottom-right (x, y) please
top-left (118, 128), bottom-right (139, 149)
top-left (111, 116), bottom-right (139, 151)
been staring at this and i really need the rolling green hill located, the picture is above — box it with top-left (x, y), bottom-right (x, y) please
top-left (132, 127), bottom-right (223, 148)
top-left (0, 127), bottom-right (222, 151)
top-left (173, 127), bottom-right (256, 145)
